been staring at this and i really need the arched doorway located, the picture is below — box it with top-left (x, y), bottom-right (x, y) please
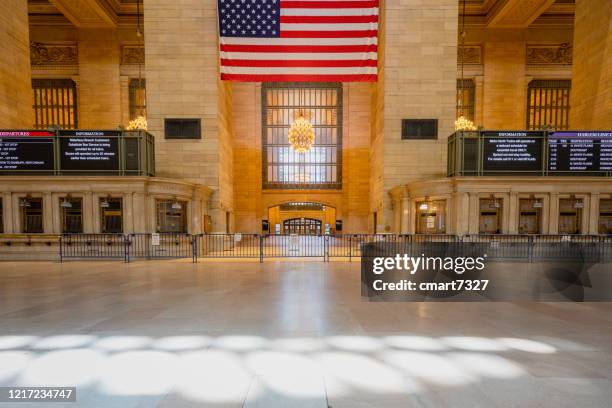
top-left (267, 202), bottom-right (336, 234)
top-left (283, 218), bottom-right (322, 235)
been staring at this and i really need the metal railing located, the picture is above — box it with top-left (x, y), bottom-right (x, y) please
top-left (54, 233), bottom-right (612, 263)
top-left (60, 233), bottom-right (128, 261)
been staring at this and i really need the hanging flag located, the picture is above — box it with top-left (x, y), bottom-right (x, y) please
top-left (217, 0), bottom-right (379, 82)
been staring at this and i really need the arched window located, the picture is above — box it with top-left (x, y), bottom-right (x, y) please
top-left (262, 82), bottom-right (342, 189)
top-left (527, 79), bottom-right (571, 130)
top-left (32, 78), bottom-right (78, 129)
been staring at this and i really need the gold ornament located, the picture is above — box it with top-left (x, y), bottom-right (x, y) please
top-left (455, 115), bottom-right (477, 131)
top-left (127, 115), bottom-right (148, 131)
top-left (288, 111), bottom-right (315, 153)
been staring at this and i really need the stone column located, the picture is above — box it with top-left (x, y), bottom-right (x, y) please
top-left (474, 76), bottom-right (484, 128)
top-left (588, 193), bottom-right (600, 234)
top-left (501, 194), bottom-right (511, 234)
top-left (400, 196), bottom-right (411, 234)
top-left (51, 193), bottom-right (61, 233)
top-left (548, 193), bottom-right (559, 234)
top-left (0, 0), bottom-right (33, 128)
top-left (78, 29), bottom-right (122, 129)
top-left (508, 192), bottom-right (519, 234)
top-left (43, 192), bottom-right (53, 234)
top-left (570, 0), bottom-right (612, 129)
top-left (120, 76), bottom-right (130, 127)
top-left (11, 195), bottom-right (21, 233)
top-left (123, 193), bottom-right (134, 234)
top-left (2, 193), bottom-right (14, 234)
top-left (132, 192), bottom-right (146, 233)
top-left (83, 192), bottom-right (94, 233)
top-left (467, 193), bottom-right (479, 235)
top-left (541, 195), bottom-right (551, 235)
top-left (482, 40), bottom-right (527, 129)
top-left (190, 191), bottom-right (203, 235)
top-left (147, 196), bottom-right (156, 233)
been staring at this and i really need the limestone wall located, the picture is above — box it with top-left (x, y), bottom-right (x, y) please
top-left (0, 0), bottom-right (33, 128)
top-left (570, 0), bottom-right (612, 129)
top-left (144, 0), bottom-right (231, 232)
top-left (77, 28), bottom-right (122, 129)
top-left (372, 0), bottom-right (458, 232)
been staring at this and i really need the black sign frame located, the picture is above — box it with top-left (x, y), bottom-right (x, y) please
top-left (0, 131), bottom-right (55, 173)
top-left (481, 131), bottom-right (546, 175)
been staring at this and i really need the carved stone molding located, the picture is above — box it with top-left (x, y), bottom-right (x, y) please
top-left (30, 42), bottom-right (78, 66)
top-left (526, 43), bottom-right (573, 65)
top-left (458, 45), bottom-right (483, 65)
top-left (121, 46), bottom-right (145, 65)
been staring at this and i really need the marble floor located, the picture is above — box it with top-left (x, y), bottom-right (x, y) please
top-left (0, 260), bottom-right (612, 407)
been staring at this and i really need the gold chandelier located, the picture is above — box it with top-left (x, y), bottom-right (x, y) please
top-left (288, 110), bottom-right (315, 153)
top-left (127, 115), bottom-right (148, 130)
top-left (455, 115), bottom-right (477, 131)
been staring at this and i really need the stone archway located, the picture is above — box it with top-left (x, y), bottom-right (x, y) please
top-left (267, 202), bottom-right (336, 234)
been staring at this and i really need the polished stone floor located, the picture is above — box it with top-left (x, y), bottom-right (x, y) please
top-left (1, 260), bottom-right (612, 407)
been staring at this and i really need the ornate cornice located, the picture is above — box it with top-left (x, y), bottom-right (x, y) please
top-left (30, 42), bottom-right (78, 66)
top-left (526, 43), bottom-right (573, 65)
top-left (121, 45), bottom-right (145, 65)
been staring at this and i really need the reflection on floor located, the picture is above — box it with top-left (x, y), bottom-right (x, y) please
top-left (0, 261), bottom-right (612, 407)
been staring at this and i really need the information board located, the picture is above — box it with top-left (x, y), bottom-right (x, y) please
top-left (0, 131), bottom-right (54, 172)
top-left (548, 131), bottom-right (612, 173)
top-left (59, 130), bottom-right (120, 171)
top-left (482, 131), bottom-right (545, 173)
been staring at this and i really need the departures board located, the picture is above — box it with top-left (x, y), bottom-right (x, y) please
top-left (482, 131), bottom-right (545, 173)
top-left (548, 131), bottom-right (612, 174)
top-left (0, 130), bottom-right (55, 172)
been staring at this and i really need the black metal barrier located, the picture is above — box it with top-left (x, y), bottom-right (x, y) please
top-left (58, 233), bottom-right (612, 263)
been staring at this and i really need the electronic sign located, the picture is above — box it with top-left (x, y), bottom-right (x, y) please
top-left (59, 130), bottom-right (120, 172)
top-left (0, 130), bottom-right (54, 172)
top-left (482, 131), bottom-right (545, 173)
top-left (548, 131), bottom-right (612, 173)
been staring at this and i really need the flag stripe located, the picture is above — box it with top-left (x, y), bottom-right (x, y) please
top-left (221, 66), bottom-right (377, 74)
top-left (221, 58), bottom-right (377, 67)
top-left (221, 73), bottom-right (378, 82)
top-left (280, 30), bottom-right (377, 38)
top-left (220, 37), bottom-right (377, 46)
top-left (281, 23), bottom-right (376, 31)
top-left (221, 51), bottom-right (377, 60)
top-left (221, 44), bottom-right (377, 54)
top-left (280, 7), bottom-right (378, 16)
top-left (281, 1), bottom-right (379, 9)
top-left (280, 15), bottom-right (378, 23)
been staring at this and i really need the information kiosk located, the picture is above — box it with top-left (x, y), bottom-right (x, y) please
top-left (558, 197), bottom-right (583, 234)
top-left (599, 199), bottom-right (612, 234)
top-left (416, 200), bottom-right (447, 234)
top-left (479, 197), bottom-right (503, 234)
top-left (519, 198), bottom-right (542, 234)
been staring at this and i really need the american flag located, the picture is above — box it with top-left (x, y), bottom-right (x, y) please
top-left (217, 0), bottom-right (379, 82)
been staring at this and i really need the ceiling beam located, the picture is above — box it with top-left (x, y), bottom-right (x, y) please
top-left (487, 0), bottom-right (557, 28)
top-left (48, 0), bottom-right (117, 28)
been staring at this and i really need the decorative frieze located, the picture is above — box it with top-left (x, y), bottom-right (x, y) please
top-left (121, 45), bottom-right (145, 65)
top-left (30, 42), bottom-right (78, 66)
top-left (526, 43), bottom-right (573, 65)
top-left (457, 45), bottom-right (482, 65)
